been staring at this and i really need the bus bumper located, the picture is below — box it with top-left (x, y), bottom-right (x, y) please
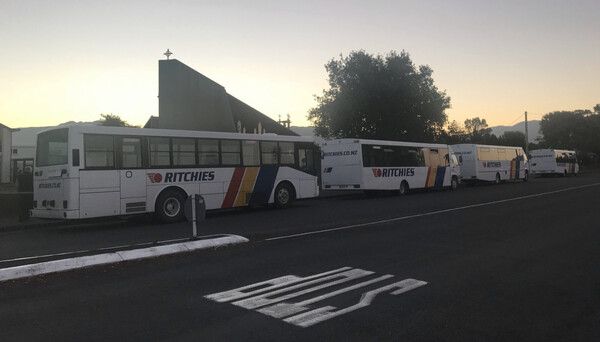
top-left (31, 209), bottom-right (79, 219)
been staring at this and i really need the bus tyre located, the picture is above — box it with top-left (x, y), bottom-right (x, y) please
top-left (274, 182), bottom-right (295, 208)
top-left (450, 176), bottom-right (459, 190)
top-left (494, 173), bottom-right (501, 185)
top-left (399, 181), bottom-right (409, 196)
top-left (156, 189), bottom-right (185, 223)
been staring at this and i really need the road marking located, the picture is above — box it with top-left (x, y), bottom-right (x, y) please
top-left (204, 267), bottom-right (427, 327)
top-left (233, 268), bottom-right (374, 310)
top-left (205, 267), bottom-right (352, 303)
top-left (267, 182), bottom-right (600, 241)
top-left (285, 278), bottom-right (427, 327)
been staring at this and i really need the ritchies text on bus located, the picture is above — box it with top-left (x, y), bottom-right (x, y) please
top-left (148, 171), bottom-right (215, 184)
top-left (372, 168), bottom-right (415, 178)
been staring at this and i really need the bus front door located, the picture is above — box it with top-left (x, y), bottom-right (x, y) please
top-left (119, 137), bottom-right (147, 214)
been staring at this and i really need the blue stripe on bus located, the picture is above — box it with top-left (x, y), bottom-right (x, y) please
top-left (434, 167), bottom-right (446, 187)
top-left (248, 166), bottom-right (279, 206)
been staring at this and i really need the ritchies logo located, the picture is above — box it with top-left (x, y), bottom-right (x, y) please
top-left (147, 171), bottom-right (215, 183)
top-left (147, 173), bottom-right (163, 183)
top-left (483, 162), bottom-right (502, 168)
top-left (372, 168), bottom-right (415, 178)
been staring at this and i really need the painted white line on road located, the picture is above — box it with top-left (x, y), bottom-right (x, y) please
top-left (284, 278), bottom-right (428, 327)
top-left (258, 274), bottom-right (394, 319)
top-left (267, 182), bottom-right (600, 241)
top-left (205, 267), bottom-right (428, 327)
top-left (233, 268), bottom-right (374, 310)
top-left (205, 267), bottom-right (352, 303)
top-left (0, 235), bottom-right (249, 283)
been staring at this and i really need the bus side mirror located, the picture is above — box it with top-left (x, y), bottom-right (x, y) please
top-left (73, 149), bottom-right (80, 167)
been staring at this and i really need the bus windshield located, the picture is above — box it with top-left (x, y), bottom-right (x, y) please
top-left (36, 128), bottom-right (69, 167)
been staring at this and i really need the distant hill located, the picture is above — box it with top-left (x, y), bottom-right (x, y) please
top-left (490, 120), bottom-right (541, 143)
top-left (291, 120), bottom-right (542, 143)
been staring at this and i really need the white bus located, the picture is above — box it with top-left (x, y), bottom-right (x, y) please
top-left (451, 144), bottom-right (529, 183)
top-left (32, 124), bottom-right (320, 222)
top-left (530, 149), bottom-right (578, 176)
top-left (321, 139), bottom-right (461, 195)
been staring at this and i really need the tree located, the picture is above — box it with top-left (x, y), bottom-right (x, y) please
top-left (442, 120), bottom-right (468, 144)
top-left (99, 113), bottom-right (137, 127)
top-left (463, 117), bottom-right (495, 144)
top-left (539, 111), bottom-right (585, 149)
top-left (538, 104), bottom-right (600, 162)
top-left (308, 50), bottom-right (450, 142)
top-left (464, 117), bottom-right (488, 135)
top-left (498, 131), bottom-right (526, 150)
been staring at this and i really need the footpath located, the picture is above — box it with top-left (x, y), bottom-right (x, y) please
top-left (0, 186), bottom-right (249, 283)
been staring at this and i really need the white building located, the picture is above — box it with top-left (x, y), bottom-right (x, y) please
top-left (0, 123), bottom-right (15, 183)
top-left (10, 127), bottom-right (50, 183)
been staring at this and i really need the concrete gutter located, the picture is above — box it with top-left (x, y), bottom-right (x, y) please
top-left (0, 234), bottom-right (249, 282)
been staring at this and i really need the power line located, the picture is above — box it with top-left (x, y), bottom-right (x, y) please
top-left (507, 113), bottom-right (525, 126)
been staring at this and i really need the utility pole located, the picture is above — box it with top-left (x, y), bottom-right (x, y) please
top-left (524, 111), bottom-right (529, 155)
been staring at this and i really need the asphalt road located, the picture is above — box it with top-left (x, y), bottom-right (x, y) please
top-left (1, 173), bottom-right (599, 341)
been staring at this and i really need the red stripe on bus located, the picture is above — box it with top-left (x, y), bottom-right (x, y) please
top-left (222, 167), bottom-right (245, 208)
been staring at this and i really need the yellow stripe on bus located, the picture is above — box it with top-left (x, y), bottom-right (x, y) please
top-left (427, 166), bottom-right (438, 187)
top-left (234, 167), bottom-right (260, 207)
top-left (510, 160), bottom-right (516, 179)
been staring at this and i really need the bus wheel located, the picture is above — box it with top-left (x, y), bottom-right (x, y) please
top-left (399, 181), bottom-right (409, 196)
top-left (450, 176), bottom-right (459, 190)
top-left (274, 182), bottom-right (295, 208)
top-left (156, 189), bottom-right (185, 223)
top-left (494, 173), bottom-right (501, 184)
top-left (523, 171), bottom-right (529, 182)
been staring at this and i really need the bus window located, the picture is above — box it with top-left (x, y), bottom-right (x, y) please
top-left (362, 145), bottom-right (379, 167)
top-left (299, 148), bottom-right (315, 173)
top-left (173, 138), bottom-right (196, 166)
top-left (242, 140), bottom-right (260, 166)
top-left (426, 149), bottom-right (442, 167)
top-left (85, 135), bottom-right (115, 168)
top-left (261, 141), bottom-right (278, 165)
top-left (497, 149), bottom-right (506, 161)
top-left (279, 142), bottom-right (295, 165)
top-left (404, 148), bottom-right (424, 167)
top-left (121, 137), bottom-right (142, 168)
top-left (37, 128), bottom-right (69, 167)
top-left (221, 140), bottom-right (241, 165)
top-left (198, 139), bottom-right (219, 166)
top-left (149, 137), bottom-right (170, 167)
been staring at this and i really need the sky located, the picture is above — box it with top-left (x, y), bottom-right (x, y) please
top-left (1, 0), bottom-right (598, 129)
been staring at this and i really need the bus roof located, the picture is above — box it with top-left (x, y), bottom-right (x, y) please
top-left (451, 143), bottom-right (524, 150)
top-left (36, 123), bottom-right (315, 143)
top-left (530, 148), bottom-right (576, 154)
top-left (321, 138), bottom-right (450, 149)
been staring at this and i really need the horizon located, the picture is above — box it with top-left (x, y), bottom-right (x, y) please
top-left (1, 1), bottom-right (598, 129)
